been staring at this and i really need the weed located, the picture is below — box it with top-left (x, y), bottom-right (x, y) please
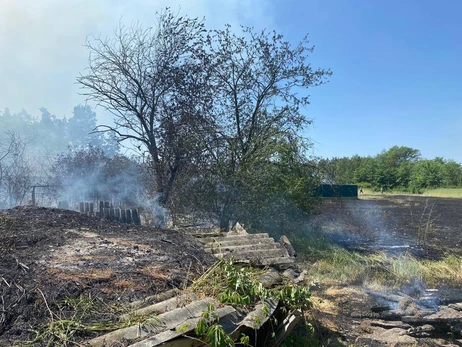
top-left (410, 198), bottom-right (438, 249)
top-left (421, 255), bottom-right (462, 287)
top-left (195, 303), bottom-right (235, 347)
top-left (192, 258), bottom-right (313, 346)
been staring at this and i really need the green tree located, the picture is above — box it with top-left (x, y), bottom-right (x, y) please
top-left (353, 156), bottom-right (376, 187)
top-left (67, 105), bottom-right (119, 155)
top-left (37, 108), bottom-right (68, 151)
top-left (77, 9), bottom-right (331, 225)
top-left (441, 160), bottom-right (462, 187)
top-left (375, 146), bottom-right (420, 190)
top-left (203, 25), bottom-right (331, 226)
top-left (410, 158), bottom-right (444, 192)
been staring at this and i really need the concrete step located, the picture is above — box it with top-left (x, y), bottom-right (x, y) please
top-left (120, 293), bottom-right (199, 321)
top-left (127, 288), bottom-right (180, 310)
top-left (203, 237), bottom-right (275, 248)
top-left (127, 305), bottom-right (236, 347)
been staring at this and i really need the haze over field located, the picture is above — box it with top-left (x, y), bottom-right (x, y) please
top-left (0, 0), bottom-right (461, 161)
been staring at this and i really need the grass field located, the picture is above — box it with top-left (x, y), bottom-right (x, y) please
top-left (422, 188), bottom-right (462, 198)
top-left (301, 243), bottom-right (462, 288)
top-left (359, 187), bottom-right (462, 198)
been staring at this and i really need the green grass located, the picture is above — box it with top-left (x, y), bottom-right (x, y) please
top-left (421, 188), bottom-right (462, 198)
top-left (360, 187), bottom-right (462, 198)
top-left (302, 247), bottom-right (462, 288)
top-left (22, 293), bottom-right (159, 347)
top-left (294, 230), bottom-right (462, 288)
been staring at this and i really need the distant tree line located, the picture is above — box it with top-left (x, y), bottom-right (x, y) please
top-left (318, 146), bottom-right (462, 193)
top-left (0, 105), bottom-right (119, 156)
top-left (0, 105), bottom-right (120, 208)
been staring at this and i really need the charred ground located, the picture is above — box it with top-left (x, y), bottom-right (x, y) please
top-left (1, 195), bottom-right (462, 346)
top-left (302, 195), bottom-right (462, 346)
top-left (309, 194), bottom-right (462, 259)
top-left (0, 206), bottom-right (215, 345)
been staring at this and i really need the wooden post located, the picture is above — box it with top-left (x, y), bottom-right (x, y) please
top-left (120, 209), bottom-right (126, 223)
top-left (84, 202), bottom-right (90, 214)
top-left (103, 207), bottom-right (110, 219)
top-left (132, 209), bottom-right (141, 226)
top-left (104, 201), bottom-right (110, 208)
top-left (109, 208), bottom-right (115, 220)
top-left (126, 209), bottom-right (132, 224)
top-left (89, 202), bottom-right (94, 214)
top-left (99, 201), bottom-right (104, 219)
top-left (32, 186), bottom-right (36, 206)
top-left (79, 202), bottom-right (85, 213)
top-left (115, 208), bottom-right (121, 222)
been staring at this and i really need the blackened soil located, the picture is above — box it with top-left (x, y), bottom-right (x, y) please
top-left (0, 206), bottom-right (215, 345)
top-left (308, 195), bottom-right (462, 259)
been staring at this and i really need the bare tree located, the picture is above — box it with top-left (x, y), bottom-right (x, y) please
top-left (77, 9), bottom-right (210, 205)
top-left (0, 132), bottom-right (34, 208)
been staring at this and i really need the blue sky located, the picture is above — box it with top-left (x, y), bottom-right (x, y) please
top-left (272, 0), bottom-right (462, 162)
top-left (0, 0), bottom-right (460, 161)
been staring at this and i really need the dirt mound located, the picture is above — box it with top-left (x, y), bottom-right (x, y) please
top-left (0, 206), bottom-right (215, 345)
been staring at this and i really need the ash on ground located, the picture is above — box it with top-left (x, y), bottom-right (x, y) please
top-left (0, 206), bottom-right (215, 345)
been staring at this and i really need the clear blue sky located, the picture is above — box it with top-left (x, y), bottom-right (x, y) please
top-left (272, 0), bottom-right (462, 162)
top-left (0, 0), bottom-right (460, 162)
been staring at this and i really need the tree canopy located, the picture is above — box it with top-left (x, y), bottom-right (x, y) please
top-left (77, 8), bottom-right (331, 227)
top-left (319, 146), bottom-right (462, 193)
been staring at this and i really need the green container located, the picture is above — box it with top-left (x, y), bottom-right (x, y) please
top-left (315, 184), bottom-right (358, 198)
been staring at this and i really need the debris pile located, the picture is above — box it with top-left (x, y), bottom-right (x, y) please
top-left (198, 222), bottom-right (296, 266)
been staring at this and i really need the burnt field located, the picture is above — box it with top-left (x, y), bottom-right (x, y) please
top-left (1, 197), bottom-right (461, 346)
top-left (0, 206), bottom-right (215, 346)
top-left (308, 194), bottom-right (462, 259)
top-left (302, 195), bottom-right (462, 346)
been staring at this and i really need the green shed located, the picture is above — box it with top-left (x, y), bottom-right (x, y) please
top-left (315, 184), bottom-right (358, 198)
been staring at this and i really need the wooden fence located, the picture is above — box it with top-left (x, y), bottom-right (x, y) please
top-left (98, 201), bottom-right (141, 225)
top-left (61, 200), bottom-right (141, 225)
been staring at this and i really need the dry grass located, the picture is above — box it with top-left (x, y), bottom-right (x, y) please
top-left (304, 247), bottom-right (462, 289)
top-left (137, 266), bottom-right (169, 280)
top-left (359, 188), bottom-right (462, 199)
top-left (421, 255), bottom-right (462, 287)
top-left (421, 188), bottom-right (462, 198)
